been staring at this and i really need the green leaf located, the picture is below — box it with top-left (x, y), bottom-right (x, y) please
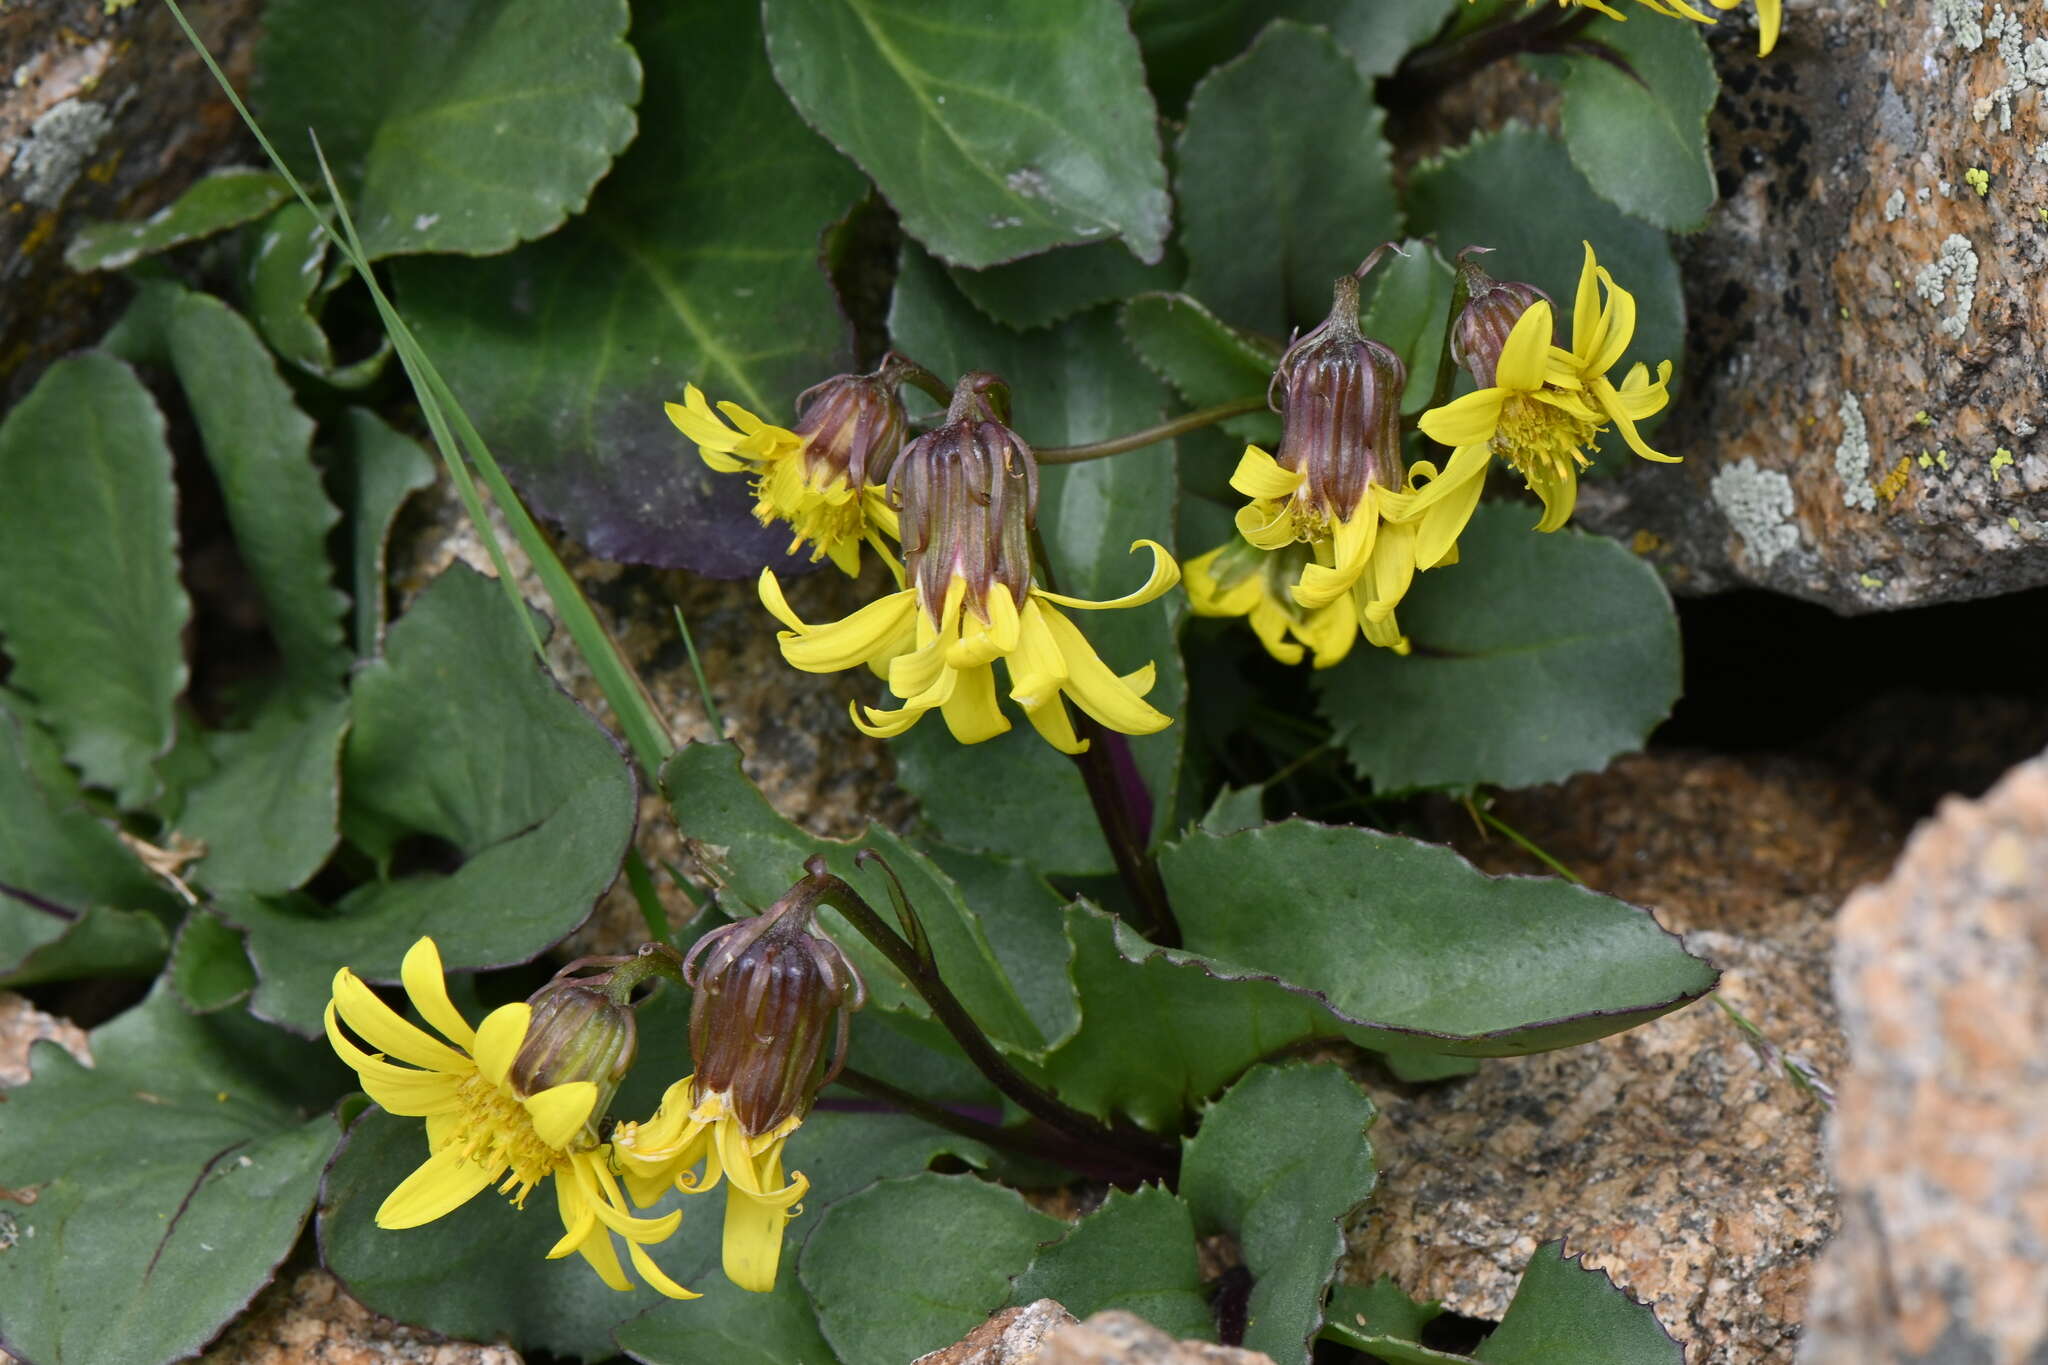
top-left (1405, 125), bottom-right (1684, 384)
top-left (660, 742), bottom-right (1047, 1056)
top-left (1359, 240), bottom-right (1455, 415)
top-left (63, 166), bottom-right (291, 272)
top-left (763, 0), bottom-right (1170, 269)
top-left (1010, 1184), bottom-right (1212, 1339)
top-left (336, 407), bottom-right (436, 658)
top-left (949, 240), bottom-right (1183, 331)
top-left (0, 353), bottom-right (190, 807)
top-left (886, 250), bottom-right (1187, 875)
top-left (0, 906), bottom-right (170, 989)
top-left (179, 695), bottom-right (349, 895)
top-left (1180, 1063), bottom-right (1377, 1365)
top-left (922, 843), bottom-right (1081, 1054)
top-left (390, 1), bottom-right (865, 573)
top-left (1476, 1241), bottom-right (1684, 1364)
top-left (1175, 22), bottom-right (1398, 334)
top-left (223, 566), bottom-right (636, 1035)
top-left (0, 987), bottom-right (345, 1365)
top-left (1325, 1276), bottom-right (1443, 1346)
top-left (1302, 0), bottom-right (1462, 81)
top-left (0, 696), bottom-right (174, 924)
top-left (165, 289), bottom-right (352, 694)
top-left (1043, 903), bottom-right (1328, 1130)
top-left (243, 203), bottom-right (390, 386)
top-left (320, 1109), bottom-right (680, 1362)
top-left (1314, 504), bottom-right (1681, 790)
top-left (170, 908), bottom-right (259, 1013)
top-left (1546, 17), bottom-right (1717, 231)
top-left (615, 1260), bottom-right (839, 1365)
top-left (1118, 292), bottom-right (1280, 447)
top-left (1322, 1242), bottom-right (1683, 1364)
top-left (800, 1173), bottom-right (1062, 1365)
top-left (254, 0), bottom-right (640, 259)
top-left (1197, 784), bottom-right (1266, 835)
top-left (1158, 819), bottom-right (1718, 1055)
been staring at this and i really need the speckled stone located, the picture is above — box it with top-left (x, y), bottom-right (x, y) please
top-left (1576, 4), bottom-right (2048, 610)
top-left (1, 0), bottom-right (266, 406)
top-left (912, 1299), bottom-right (1079, 1365)
top-left (387, 472), bottom-right (912, 954)
top-left (1035, 1312), bottom-right (1276, 1365)
top-left (195, 1269), bottom-right (520, 1365)
top-left (1349, 753), bottom-right (1904, 1363)
top-left (0, 991), bottom-right (90, 1090)
top-left (1801, 749), bottom-right (2048, 1364)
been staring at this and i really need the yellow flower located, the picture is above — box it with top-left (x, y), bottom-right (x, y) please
top-left (758, 376), bottom-right (1180, 753)
top-left (1484, 0), bottom-right (1776, 53)
top-left (667, 377), bottom-right (903, 576)
top-left (1707, 0), bottom-right (1780, 53)
top-left (760, 543), bottom-right (1179, 752)
top-left (1184, 538), bottom-right (1362, 669)
top-left (1415, 242), bottom-right (1677, 534)
top-left (613, 1077), bottom-right (806, 1293)
top-left (324, 938), bottom-right (696, 1300)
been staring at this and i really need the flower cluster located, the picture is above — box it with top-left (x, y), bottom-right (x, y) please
top-left (1505, 0), bottom-right (1781, 54)
top-left (326, 916), bottom-right (863, 1301)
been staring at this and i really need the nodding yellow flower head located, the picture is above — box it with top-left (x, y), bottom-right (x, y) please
top-left (614, 881), bottom-right (864, 1293)
top-left (1415, 241), bottom-right (1678, 536)
top-left (1481, 0), bottom-right (1777, 54)
top-left (666, 355), bottom-right (913, 576)
top-left (1185, 538), bottom-right (1363, 669)
top-left (756, 372), bottom-right (1181, 754)
top-left (324, 938), bottom-right (697, 1300)
top-left (1226, 263), bottom-right (1471, 656)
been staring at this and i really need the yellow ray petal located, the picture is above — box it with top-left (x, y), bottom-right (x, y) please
top-left (375, 1143), bottom-right (499, 1229)
top-left (1183, 545), bottom-right (1262, 617)
top-left (548, 1154), bottom-right (600, 1260)
top-left (399, 938), bottom-right (476, 1051)
top-left (1571, 243), bottom-right (1602, 367)
top-left (523, 1082), bottom-right (600, 1149)
top-left (774, 586), bottom-right (919, 675)
top-left (1229, 445), bottom-right (1304, 500)
top-left (1417, 388), bottom-right (1509, 449)
top-left (939, 662), bottom-right (1011, 744)
top-left (330, 969), bottom-right (472, 1075)
top-left (1587, 269), bottom-right (1636, 378)
top-left (1037, 605), bottom-right (1172, 737)
top-left (1019, 691), bottom-right (1087, 753)
top-left (629, 1239), bottom-right (702, 1300)
top-left (1495, 301), bottom-right (1555, 393)
top-left (472, 1003), bottom-right (532, 1090)
top-left (1033, 540), bottom-right (1181, 611)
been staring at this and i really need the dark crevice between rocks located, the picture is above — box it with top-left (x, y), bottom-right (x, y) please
top-left (1659, 585), bottom-right (2048, 819)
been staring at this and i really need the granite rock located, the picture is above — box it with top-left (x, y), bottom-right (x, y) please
top-left (912, 1299), bottom-right (1079, 1365)
top-left (1, 0), bottom-right (265, 406)
top-left (0, 991), bottom-right (91, 1090)
top-left (195, 1269), bottom-right (520, 1365)
top-left (1035, 1311), bottom-right (1276, 1365)
top-left (1577, 2), bottom-right (2048, 610)
top-left (1351, 753), bottom-right (1904, 1362)
top-left (1801, 748), bottom-right (2048, 1364)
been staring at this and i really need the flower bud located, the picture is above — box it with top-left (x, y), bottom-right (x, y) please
top-left (508, 982), bottom-right (637, 1131)
top-left (888, 371), bottom-right (1038, 622)
top-left (790, 353), bottom-right (914, 491)
top-left (683, 884), bottom-right (866, 1136)
top-left (1449, 248), bottom-right (1552, 389)
top-left (1271, 273), bottom-right (1407, 520)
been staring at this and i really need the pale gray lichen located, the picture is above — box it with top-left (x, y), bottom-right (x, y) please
top-left (1711, 459), bottom-right (1802, 567)
top-left (1976, 7), bottom-right (2048, 130)
top-left (1917, 186), bottom-right (1934, 204)
top-left (1914, 234), bottom-right (1981, 339)
top-left (1935, 0), bottom-right (1986, 52)
top-left (1883, 188), bottom-right (1907, 221)
top-left (1835, 395), bottom-right (1878, 511)
top-left (9, 99), bottom-right (112, 208)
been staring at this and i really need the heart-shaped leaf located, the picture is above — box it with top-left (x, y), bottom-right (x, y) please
top-left (64, 167), bottom-right (292, 272)
top-left (764, 0), bottom-right (1171, 269)
top-left (1118, 292), bottom-right (1281, 447)
top-left (392, 1), bottom-right (864, 573)
top-left (1010, 1183), bottom-right (1212, 1339)
top-left (178, 695), bottom-right (349, 896)
top-left (0, 987), bottom-right (346, 1365)
top-left (1176, 21), bottom-right (1398, 335)
top-left (1543, 16), bottom-right (1717, 231)
top-left (255, 0), bottom-right (640, 259)
top-left (1314, 504), bottom-right (1681, 791)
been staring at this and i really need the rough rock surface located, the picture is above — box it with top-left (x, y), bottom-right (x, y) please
top-left (1801, 749), bottom-right (2048, 1364)
top-left (0, 991), bottom-right (91, 1089)
top-left (1349, 753), bottom-right (1904, 1362)
top-left (195, 1269), bottom-right (520, 1365)
top-left (913, 1299), bottom-right (1078, 1365)
top-left (388, 474), bottom-right (913, 952)
top-left (1576, 2), bottom-right (2048, 610)
top-left (1035, 1311), bottom-right (1275, 1365)
top-left (1, 0), bottom-right (264, 406)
